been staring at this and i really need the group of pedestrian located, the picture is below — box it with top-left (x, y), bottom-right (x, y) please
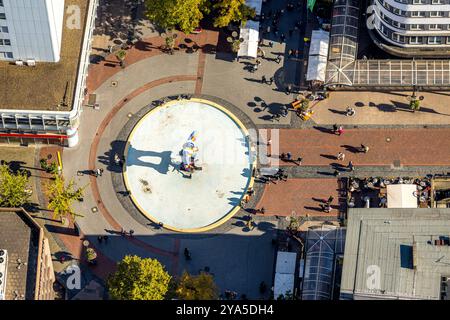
top-left (332, 124), bottom-right (344, 136)
top-left (280, 152), bottom-right (302, 166)
top-left (320, 195), bottom-right (334, 213)
top-left (330, 123), bottom-right (371, 176)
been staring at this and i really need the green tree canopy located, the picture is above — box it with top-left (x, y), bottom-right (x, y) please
top-left (45, 174), bottom-right (85, 221)
top-left (145, 0), bottom-right (209, 34)
top-left (108, 255), bottom-right (171, 300)
top-left (0, 164), bottom-right (31, 207)
top-left (212, 0), bottom-right (256, 28)
top-left (175, 271), bottom-right (219, 300)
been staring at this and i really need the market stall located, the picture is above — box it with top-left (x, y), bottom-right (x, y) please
top-left (237, 20), bottom-right (260, 59)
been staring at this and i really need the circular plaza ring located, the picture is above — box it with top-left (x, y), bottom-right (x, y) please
top-left (123, 98), bottom-right (256, 233)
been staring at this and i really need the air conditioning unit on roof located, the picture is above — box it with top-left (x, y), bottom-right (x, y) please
top-left (26, 59), bottom-right (36, 66)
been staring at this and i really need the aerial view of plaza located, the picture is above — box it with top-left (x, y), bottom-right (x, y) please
top-left (1, 0), bottom-right (450, 307)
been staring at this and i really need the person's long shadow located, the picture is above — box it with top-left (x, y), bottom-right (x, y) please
top-left (328, 108), bottom-right (347, 115)
top-left (320, 154), bottom-right (336, 160)
top-left (127, 145), bottom-right (175, 175)
top-left (391, 100), bottom-right (450, 116)
top-left (340, 145), bottom-right (360, 154)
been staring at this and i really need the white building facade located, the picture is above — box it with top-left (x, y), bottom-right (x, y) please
top-left (371, 0), bottom-right (450, 48)
top-left (0, 0), bottom-right (98, 147)
top-left (0, 0), bottom-right (66, 62)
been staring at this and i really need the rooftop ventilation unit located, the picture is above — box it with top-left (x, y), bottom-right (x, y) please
top-left (26, 59), bottom-right (36, 67)
top-left (15, 60), bottom-right (24, 66)
top-left (0, 249), bottom-right (8, 300)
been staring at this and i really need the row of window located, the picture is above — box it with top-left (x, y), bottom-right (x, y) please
top-left (380, 24), bottom-right (450, 44)
top-left (395, 0), bottom-right (450, 4)
top-left (0, 38), bottom-right (10, 45)
top-left (381, 12), bottom-right (450, 30)
top-left (0, 51), bottom-right (12, 58)
top-left (380, 0), bottom-right (450, 17)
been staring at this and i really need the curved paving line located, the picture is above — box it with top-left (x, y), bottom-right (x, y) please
top-left (112, 93), bottom-right (268, 237)
top-left (122, 98), bottom-right (256, 233)
top-left (88, 75), bottom-right (197, 258)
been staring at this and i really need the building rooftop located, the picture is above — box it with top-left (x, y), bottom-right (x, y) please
top-left (301, 225), bottom-right (346, 300)
top-left (341, 208), bottom-right (450, 300)
top-left (0, 0), bottom-right (88, 111)
top-left (0, 208), bottom-right (41, 300)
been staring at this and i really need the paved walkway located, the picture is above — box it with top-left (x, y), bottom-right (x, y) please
top-left (273, 128), bottom-right (450, 167)
top-left (256, 178), bottom-right (345, 218)
top-left (60, 29), bottom-right (278, 298)
top-left (55, 7), bottom-right (450, 299)
top-left (312, 91), bottom-right (450, 125)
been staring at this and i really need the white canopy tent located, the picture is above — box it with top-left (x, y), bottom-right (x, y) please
top-left (274, 273), bottom-right (295, 298)
top-left (274, 251), bottom-right (297, 298)
top-left (309, 30), bottom-right (330, 56)
top-left (238, 20), bottom-right (260, 59)
top-left (387, 184), bottom-right (418, 208)
top-left (306, 30), bottom-right (330, 82)
top-left (307, 55), bottom-right (328, 82)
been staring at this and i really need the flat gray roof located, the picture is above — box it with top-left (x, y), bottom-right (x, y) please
top-left (0, 209), bottom-right (41, 300)
top-left (0, 0), bottom-right (88, 111)
top-left (341, 208), bottom-right (450, 300)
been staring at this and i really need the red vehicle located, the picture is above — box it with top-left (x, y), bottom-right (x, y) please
top-left (192, 27), bottom-right (202, 34)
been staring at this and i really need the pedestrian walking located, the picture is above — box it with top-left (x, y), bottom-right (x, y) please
top-left (129, 229), bottom-right (134, 237)
top-left (337, 152), bottom-right (345, 161)
top-left (256, 59), bottom-right (261, 66)
top-left (320, 202), bottom-right (331, 213)
top-left (285, 85), bottom-right (292, 95)
top-left (360, 144), bottom-right (369, 153)
top-left (348, 161), bottom-right (354, 171)
top-left (327, 196), bottom-right (334, 205)
top-left (259, 207), bottom-right (266, 214)
top-left (275, 55), bottom-right (281, 64)
top-left (333, 169), bottom-right (341, 177)
top-left (346, 107), bottom-right (356, 116)
top-left (267, 139), bottom-right (272, 146)
top-left (337, 126), bottom-right (344, 136)
top-left (246, 216), bottom-right (254, 230)
top-left (269, 41), bottom-right (274, 48)
top-left (259, 49), bottom-right (265, 58)
top-left (97, 236), bottom-right (103, 243)
top-left (114, 153), bottom-right (122, 166)
top-left (184, 248), bottom-right (191, 260)
top-left (280, 34), bottom-right (286, 42)
top-left (333, 124), bottom-right (338, 133)
top-left (103, 235), bottom-right (108, 242)
top-left (94, 168), bottom-right (103, 177)
top-left (268, 77), bottom-right (274, 85)
top-left (261, 75), bottom-right (267, 84)
top-left (286, 152), bottom-right (292, 161)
